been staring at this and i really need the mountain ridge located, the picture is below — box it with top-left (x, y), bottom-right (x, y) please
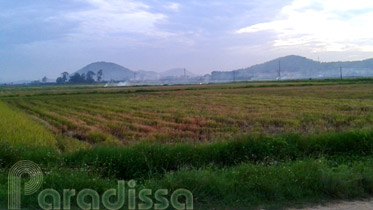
top-left (74, 62), bottom-right (198, 81)
top-left (212, 55), bottom-right (373, 81)
top-left (75, 61), bottom-right (134, 81)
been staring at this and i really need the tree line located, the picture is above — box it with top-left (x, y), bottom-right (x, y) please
top-left (56, 70), bottom-right (103, 84)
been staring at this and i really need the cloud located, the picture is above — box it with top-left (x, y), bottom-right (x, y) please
top-left (164, 2), bottom-right (180, 12)
top-left (62, 0), bottom-right (172, 40)
top-left (236, 0), bottom-right (373, 52)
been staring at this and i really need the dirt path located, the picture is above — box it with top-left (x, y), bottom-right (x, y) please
top-left (289, 200), bottom-right (373, 210)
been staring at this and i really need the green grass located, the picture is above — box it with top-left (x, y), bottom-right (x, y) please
top-left (148, 159), bottom-right (373, 209)
top-left (1, 130), bottom-right (373, 180)
top-left (2, 157), bottom-right (373, 209)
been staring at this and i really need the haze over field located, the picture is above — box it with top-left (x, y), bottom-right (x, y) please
top-left (72, 55), bottom-right (373, 83)
top-left (1, 0), bottom-right (373, 82)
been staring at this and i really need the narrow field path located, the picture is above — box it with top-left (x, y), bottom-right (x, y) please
top-left (289, 200), bottom-right (373, 210)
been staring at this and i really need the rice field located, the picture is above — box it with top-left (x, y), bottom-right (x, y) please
top-left (2, 81), bottom-right (373, 146)
top-left (0, 101), bottom-right (56, 147)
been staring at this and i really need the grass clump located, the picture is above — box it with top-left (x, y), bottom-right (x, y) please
top-left (56, 135), bottom-right (90, 153)
top-left (86, 131), bottom-right (110, 144)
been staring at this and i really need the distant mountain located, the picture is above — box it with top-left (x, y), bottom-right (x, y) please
top-left (211, 55), bottom-right (373, 81)
top-left (74, 62), bottom-right (199, 82)
top-left (161, 68), bottom-right (196, 78)
top-left (75, 61), bottom-right (134, 81)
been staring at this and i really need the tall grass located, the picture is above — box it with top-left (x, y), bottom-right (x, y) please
top-left (147, 159), bottom-right (373, 209)
top-left (2, 159), bottom-right (373, 209)
top-left (2, 130), bottom-right (373, 180)
top-left (61, 131), bottom-right (373, 179)
top-left (0, 102), bottom-right (56, 148)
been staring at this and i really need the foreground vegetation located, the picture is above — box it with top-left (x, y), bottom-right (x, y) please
top-left (2, 130), bottom-right (373, 209)
top-left (1, 79), bottom-right (373, 209)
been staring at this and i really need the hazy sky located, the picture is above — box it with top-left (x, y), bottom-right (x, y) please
top-left (1, 0), bottom-right (373, 82)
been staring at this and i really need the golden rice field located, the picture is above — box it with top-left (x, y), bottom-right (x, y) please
top-left (2, 80), bottom-right (373, 146)
top-left (0, 101), bottom-right (56, 147)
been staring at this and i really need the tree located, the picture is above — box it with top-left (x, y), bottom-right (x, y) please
top-left (97, 69), bottom-right (103, 82)
top-left (56, 77), bottom-right (64, 84)
top-left (56, 72), bottom-right (70, 84)
top-left (69, 73), bottom-right (84, 84)
top-left (42, 76), bottom-right (48, 83)
top-left (81, 73), bottom-right (86, 83)
top-left (86, 71), bottom-right (96, 84)
top-left (61, 72), bottom-right (69, 83)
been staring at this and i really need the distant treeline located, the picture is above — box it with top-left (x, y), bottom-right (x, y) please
top-left (56, 70), bottom-right (103, 84)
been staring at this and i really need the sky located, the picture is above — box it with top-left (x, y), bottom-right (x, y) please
top-left (1, 0), bottom-right (373, 82)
